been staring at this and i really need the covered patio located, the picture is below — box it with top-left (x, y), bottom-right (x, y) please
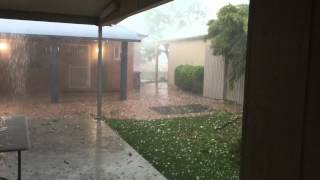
top-left (0, 0), bottom-right (172, 118)
top-left (0, 20), bottom-right (143, 106)
top-left (0, 0), bottom-right (173, 179)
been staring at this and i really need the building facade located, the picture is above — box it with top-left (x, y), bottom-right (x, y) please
top-left (0, 21), bottom-right (143, 97)
top-left (165, 35), bottom-right (244, 104)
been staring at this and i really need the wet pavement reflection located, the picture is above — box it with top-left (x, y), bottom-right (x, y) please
top-left (0, 117), bottom-right (165, 180)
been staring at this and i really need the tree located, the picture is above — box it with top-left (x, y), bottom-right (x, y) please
top-left (207, 4), bottom-right (249, 88)
top-left (141, 0), bottom-right (207, 62)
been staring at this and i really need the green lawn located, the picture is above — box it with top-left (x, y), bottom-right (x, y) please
top-left (108, 112), bottom-right (242, 180)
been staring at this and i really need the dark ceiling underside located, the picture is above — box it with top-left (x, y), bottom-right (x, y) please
top-left (0, 0), bottom-right (171, 25)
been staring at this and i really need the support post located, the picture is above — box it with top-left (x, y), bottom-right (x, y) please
top-left (97, 25), bottom-right (103, 119)
top-left (120, 41), bottom-right (128, 100)
top-left (241, 0), bottom-right (315, 179)
top-left (155, 47), bottom-right (159, 89)
top-left (50, 44), bottom-right (59, 103)
top-left (18, 151), bottom-right (21, 180)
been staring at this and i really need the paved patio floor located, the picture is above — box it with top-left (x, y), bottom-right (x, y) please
top-left (0, 117), bottom-right (166, 180)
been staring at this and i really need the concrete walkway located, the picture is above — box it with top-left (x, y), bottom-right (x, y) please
top-left (0, 117), bottom-right (166, 180)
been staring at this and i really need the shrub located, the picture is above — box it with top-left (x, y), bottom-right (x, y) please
top-left (229, 136), bottom-right (241, 167)
top-left (175, 65), bottom-right (204, 94)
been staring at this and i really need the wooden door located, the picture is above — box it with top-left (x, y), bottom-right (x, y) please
top-left (64, 45), bottom-right (91, 89)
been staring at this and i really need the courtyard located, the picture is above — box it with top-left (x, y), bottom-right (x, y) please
top-left (0, 83), bottom-right (241, 179)
top-left (0, 83), bottom-right (241, 120)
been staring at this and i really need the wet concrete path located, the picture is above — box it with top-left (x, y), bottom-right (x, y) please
top-left (0, 117), bottom-right (166, 180)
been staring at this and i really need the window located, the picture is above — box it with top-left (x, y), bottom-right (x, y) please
top-left (114, 46), bottom-right (121, 61)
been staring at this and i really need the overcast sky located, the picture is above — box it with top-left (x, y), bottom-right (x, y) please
top-left (120, 0), bottom-right (249, 38)
top-left (202, 0), bottom-right (249, 17)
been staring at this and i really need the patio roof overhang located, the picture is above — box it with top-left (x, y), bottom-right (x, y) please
top-left (0, 0), bottom-right (171, 25)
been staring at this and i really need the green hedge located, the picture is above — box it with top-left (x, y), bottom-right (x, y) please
top-left (175, 65), bottom-right (204, 94)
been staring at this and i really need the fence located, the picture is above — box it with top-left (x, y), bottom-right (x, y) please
top-left (203, 54), bottom-right (225, 100)
top-left (203, 45), bottom-right (245, 105)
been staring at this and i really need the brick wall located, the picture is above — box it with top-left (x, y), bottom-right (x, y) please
top-left (0, 37), bottom-right (135, 95)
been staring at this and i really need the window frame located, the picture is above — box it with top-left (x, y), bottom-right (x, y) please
top-left (114, 46), bottom-right (121, 61)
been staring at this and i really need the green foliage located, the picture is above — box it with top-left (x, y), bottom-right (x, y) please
top-left (207, 4), bottom-right (249, 87)
top-left (192, 67), bottom-right (205, 94)
top-left (140, 0), bottom-right (207, 62)
top-left (229, 136), bottom-right (241, 167)
top-left (175, 65), bottom-right (204, 94)
top-left (109, 113), bottom-right (242, 180)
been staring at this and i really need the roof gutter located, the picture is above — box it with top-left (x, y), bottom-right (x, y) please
top-left (0, 9), bottom-right (98, 25)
